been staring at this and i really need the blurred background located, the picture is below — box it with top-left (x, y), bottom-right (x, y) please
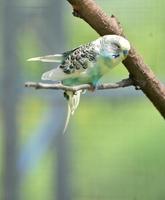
top-left (0, 0), bottom-right (165, 200)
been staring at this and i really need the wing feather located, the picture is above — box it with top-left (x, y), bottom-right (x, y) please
top-left (41, 68), bottom-right (67, 81)
top-left (27, 54), bottom-right (63, 63)
top-left (41, 43), bottom-right (98, 81)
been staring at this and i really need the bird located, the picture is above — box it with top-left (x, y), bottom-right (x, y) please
top-left (27, 35), bottom-right (130, 132)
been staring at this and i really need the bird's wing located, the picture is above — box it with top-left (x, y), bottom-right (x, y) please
top-left (27, 54), bottom-right (63, 63)
top-left (41, 43), bottom-right (98, 81)
top-left (27, 46), bottom-right (81, 63)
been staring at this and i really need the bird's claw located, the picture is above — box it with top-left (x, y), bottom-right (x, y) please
top-left (88, 84), bottom-right (96, 92)
top-left (129, 74), bottom-right (141, 90)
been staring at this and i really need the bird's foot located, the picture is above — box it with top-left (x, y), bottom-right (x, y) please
top-left (64, 91), bottom-right (69, 100)
top-left (88, 84), bottom-right (97, 92)
top-left (129, 74), bottom-right (141, 90)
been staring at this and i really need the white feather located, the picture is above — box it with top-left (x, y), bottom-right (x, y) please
top-left (41, 66), bottom-right (84, 81)
top-left (63, 90), bottom-right (82, 133)
top-left (41, 68), bottom-right (68, 81)
top-left (27, 54), bottom-right (63, 63)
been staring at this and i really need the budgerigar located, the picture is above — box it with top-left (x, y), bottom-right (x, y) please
top-left (28, 35), bottom-right (130, 132)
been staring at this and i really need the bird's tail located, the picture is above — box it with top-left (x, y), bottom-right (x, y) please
top-left (63, 90), bottom-right (82, 133)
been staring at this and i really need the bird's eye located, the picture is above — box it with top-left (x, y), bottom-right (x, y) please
top-left (112, 54), bottom-right (120, 58)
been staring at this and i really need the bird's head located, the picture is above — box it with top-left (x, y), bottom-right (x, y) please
top-left (100, 35), bottom-right (130, 65)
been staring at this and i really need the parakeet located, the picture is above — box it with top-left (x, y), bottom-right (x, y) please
top-left (28, 35), bottom-right (130, 132)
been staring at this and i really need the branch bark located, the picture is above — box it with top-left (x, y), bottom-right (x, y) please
top-left (67, 0), bottom-right (165, 118)
top-left (25, 78), bottom-right (134, 92)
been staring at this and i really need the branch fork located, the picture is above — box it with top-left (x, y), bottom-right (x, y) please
top-left (25, 78), bottom-right (134, 92)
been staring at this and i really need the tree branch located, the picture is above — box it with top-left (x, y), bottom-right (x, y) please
top-left (66, 0), bottom-right (165, 118)
top-left (25, 78), bottom-right (134, 92)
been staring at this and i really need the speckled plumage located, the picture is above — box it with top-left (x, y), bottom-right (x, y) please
top-left (28, 35), bottom-right (130, 132)
top-left (60, 43), bottom-right (98, 74)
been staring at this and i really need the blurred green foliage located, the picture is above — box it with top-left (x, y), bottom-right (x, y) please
top-left (71, 98), bottom-right (165, 200)
top-left (19, 97), bottom-right (165, 200)
top-left (18, 97), bottom-right (47, 144)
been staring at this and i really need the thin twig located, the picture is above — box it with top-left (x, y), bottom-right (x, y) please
top-left (25, 78), bottom-right (134, 92)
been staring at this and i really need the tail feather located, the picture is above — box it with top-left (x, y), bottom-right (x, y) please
top-left (27, 54), bottom-right (63, 63)
top-left (63, 90), bottom-right (82, 133)
top-left (63, 104), bottom-right (71, 134)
